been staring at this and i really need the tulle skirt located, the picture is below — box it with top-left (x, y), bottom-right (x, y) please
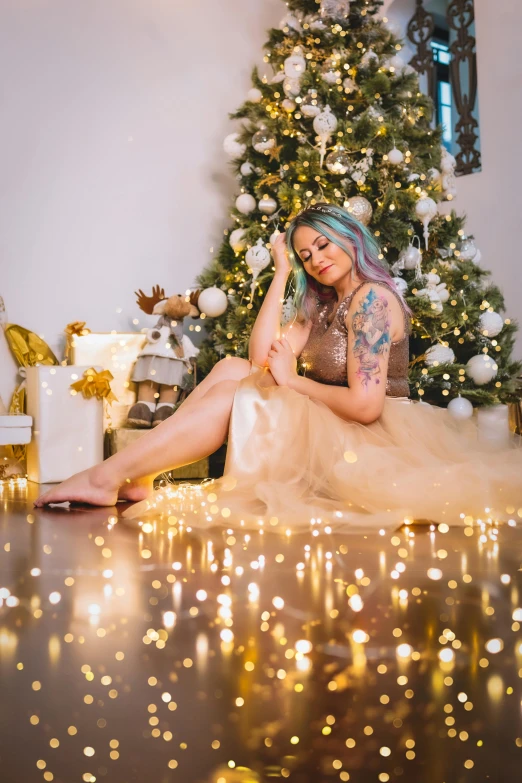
top-left (122, 361), bottom-right (522, 535)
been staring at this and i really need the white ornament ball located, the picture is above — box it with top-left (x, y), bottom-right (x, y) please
top-left (400, 244), bottom-right (422, 270)
top-left (235, 193), bottom-right (257, 214)
top-left (479, 311), bottom-right (504, 337)
top-left (313, 105), bottom-right (338, 138)
top-left (197, 287), bottom-right (228, 318)
top-left (448, 396), bottom-right (474, 420)
top-left (387, 146), bottom-right (404, 165)
top-left (393, 277), bottom-right (408, 295)
top-left (247, 88), bottom-right (263, 103)
top-left (258, 196), bottom-right (277, 215)
top-left (282, 98), bottom-right (296, 112)
top-left (246, 239), bottom-right (271, 275)
top-left (466, 354), bottom-right (498, 385)
top-left (425, 344), bottom-right (456, 366)
top-left (415, 197), bottom-right (437, 221)
top-left (240, 161), bottom-right (254, 176)
top-left (223, 133), bottom-right (246, 158)
top-left (229, 228), bottom-right (247, 253)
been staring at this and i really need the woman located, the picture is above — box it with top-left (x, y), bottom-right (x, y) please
top-left (35, 204), bottom-right (522, 534)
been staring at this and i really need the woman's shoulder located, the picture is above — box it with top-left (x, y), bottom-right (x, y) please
top-left (339, 280), bottom-right (410, 338)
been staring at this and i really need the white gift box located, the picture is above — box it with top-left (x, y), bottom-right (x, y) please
top-left (26, 365), bottom-right (104, 484)
top-left (0, 414), bottom-right (33, 446)
top-left (68, 332), bottom-right (147, 430)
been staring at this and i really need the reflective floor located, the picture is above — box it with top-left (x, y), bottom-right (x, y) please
top-left (1, 479), bottom-right (522, 783)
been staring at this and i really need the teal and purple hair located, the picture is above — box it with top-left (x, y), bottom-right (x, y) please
top-left (285, 203), bottom-right (412, 323)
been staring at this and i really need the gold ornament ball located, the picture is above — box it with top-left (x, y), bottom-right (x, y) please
top-left (345, 196), bottom-right (373, 226)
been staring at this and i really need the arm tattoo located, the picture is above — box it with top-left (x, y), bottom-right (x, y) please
top-left (350, 287), bottom-right (391, 389)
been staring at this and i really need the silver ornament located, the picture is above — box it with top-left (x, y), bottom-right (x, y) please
top-left (320, 0), bottom-right (351, 21)
top-left (252, 129), bottom-right (276, 154)
top-left (458, 237), bottom-right (477, 261)
top-left (325, 147), bottom-right (352, 175)
top-left (301, 90), bottom-right (322, 118)
top-left (345, 196), bottom-right (373, 226)
top-left (258, 196), bottom-right (277, 215)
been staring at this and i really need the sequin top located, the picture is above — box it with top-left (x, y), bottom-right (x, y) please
top-left (299, 281), bottom-right (411, 397)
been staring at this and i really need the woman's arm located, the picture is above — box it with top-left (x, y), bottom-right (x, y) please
top-left (287, 284), bottom-right (392, 425)
top-left (287, 375), bottom-right (377, 424)
top-left (248, 270), bottom-right (290, 366)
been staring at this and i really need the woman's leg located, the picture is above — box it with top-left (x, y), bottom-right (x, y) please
top-left (115, 357), bottom-right (253, 499)
top-left (34, 361), bottom-right (251, 507)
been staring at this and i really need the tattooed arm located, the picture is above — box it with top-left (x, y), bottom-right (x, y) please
top-left (286, 284), bottom-right (392, 424)
top-left (347, 284), bottom-right (391, 413)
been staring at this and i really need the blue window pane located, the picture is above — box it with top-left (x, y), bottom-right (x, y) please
top-left (440, 81), bottom-right (451, 106)
top-left (438, 50), bottom-right (451, 65)
top-left (441, 106), bottom-right (452, 142)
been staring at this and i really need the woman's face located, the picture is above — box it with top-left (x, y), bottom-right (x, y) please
top-left (292, 224), bottom-right (355, 288)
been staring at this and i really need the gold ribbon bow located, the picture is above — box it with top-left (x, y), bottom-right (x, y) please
top-left (64, 321), bottom-right (91, 363)
top-left (70, 367), bottom-right (118, 404)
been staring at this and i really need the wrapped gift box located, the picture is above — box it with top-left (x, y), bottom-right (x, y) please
top-left (0, 414), bottom-right (33, 446)
top-left (26, 366), bottom-right (104, 483)
top-left (68, 332), bottom-right (147, 430)
top-left (105, 427), bottom-right (209, 479)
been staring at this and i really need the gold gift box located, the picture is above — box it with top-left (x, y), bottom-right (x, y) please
top-left (105, 428), bottom-right (209, 479)
top-left (68, 333), bottom-right (147, 430)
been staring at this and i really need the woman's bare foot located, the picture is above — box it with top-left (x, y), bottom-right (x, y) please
top-left (117, 476), bottom-right (154, 503)
top-left (33, 465), bottom-right (119, 508)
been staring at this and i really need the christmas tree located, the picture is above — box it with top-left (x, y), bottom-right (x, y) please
top-left (195, 0), bottom-right (521, 410)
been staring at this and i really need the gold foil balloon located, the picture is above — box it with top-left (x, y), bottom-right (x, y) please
top-left (345, 195), bottom-right (373, 226)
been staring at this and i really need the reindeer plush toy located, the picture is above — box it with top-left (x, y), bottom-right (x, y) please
top-left (127, 286), bottom-right (200, 428)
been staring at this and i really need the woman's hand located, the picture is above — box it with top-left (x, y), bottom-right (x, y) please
top-left (267, 337), bottom-right (297, 386)
top-left (271, 231), bottom-right (292, 277)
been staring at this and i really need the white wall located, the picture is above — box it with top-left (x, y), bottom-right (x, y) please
top-left (0, 0), bottom-right (282, 403)
top-left (1, 0), bottom-right (521, 406)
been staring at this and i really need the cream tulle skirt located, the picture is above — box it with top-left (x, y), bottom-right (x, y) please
top-left (123, 361), bottom-right (522, 534)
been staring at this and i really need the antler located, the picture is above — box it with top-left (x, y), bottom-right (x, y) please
top-left (134, 285), bottom-right (166, 315)
top-left (188, 289), bottom-right (202, 309)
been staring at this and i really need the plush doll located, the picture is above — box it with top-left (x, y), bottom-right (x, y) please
top-left (127, 286), bottom-right (201, 428)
